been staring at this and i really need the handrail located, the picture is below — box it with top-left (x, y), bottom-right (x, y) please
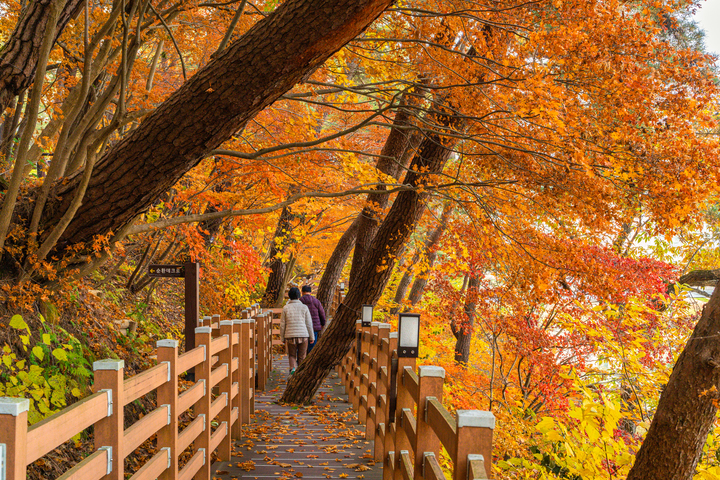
top-left (0, 306), bottom-right (274, 480)
top-left (338, 318), bottom-right (495, 480)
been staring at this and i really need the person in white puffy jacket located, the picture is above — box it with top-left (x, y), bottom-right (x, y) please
top-left (280, 287), bottom-right (314, 374)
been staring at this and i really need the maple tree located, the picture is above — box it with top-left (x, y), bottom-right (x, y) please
top-left (2, 0), bottom-right (720, 476)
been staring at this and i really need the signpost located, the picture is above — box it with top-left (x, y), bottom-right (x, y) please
top-left (149, 262), bottom-right (200, 378)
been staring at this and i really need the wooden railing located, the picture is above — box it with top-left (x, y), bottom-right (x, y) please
top-left (329, 286), bottom-right (346, 317)
top-left (0, 305), bottom-right (273, 480)
top-left (338, 321), bottom-right (494, 480)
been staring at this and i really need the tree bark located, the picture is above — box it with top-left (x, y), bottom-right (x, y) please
top-left (315, 216), bottom-right (359, 311)
top-left (23, 0), bottom-right (394, 256)
top-left (0, 0), bottom-right (85, 113)
top-left (627, 285), bottom-right (720, 480)
top-left (390, 260), bottom-right (414, 314)
top-left (406, 202), bottom-right (453, 306)
top-left (347, 90), bottom-right (424, 288)
top-left (260, 206), bottom-right (294, 308)
top-left (281, 110), bottom-right (459, 404)
top-left (452, 275), bottom-right (478, 364)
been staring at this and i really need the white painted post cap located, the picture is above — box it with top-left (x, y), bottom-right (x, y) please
top-left (157, 339), bottom-right (179, 348)
top-left (389, 332), bottom-right (398, 339)
top-left (220, 320), bottom-right (233, 326)
top-left (379, 323), bottom-right (391, 329)
top-left (418, 365), bottom-right (445, 378)
top-left (457, 410), bottom-right (495, 429)
top-left (241, 319), bottom-right (253, 324)
top-left (0, 397), bottom-right (30, 416)
top-left (371, 321), bottom-right (380, 327)
top-left (232, 319), bottom-right (242, 324)
top-left (93, 359), bottom-right (124, 371)
top-left (356, 320), bottom-right (362, 324)
top-left (195, 326), bottom-right (213, 334)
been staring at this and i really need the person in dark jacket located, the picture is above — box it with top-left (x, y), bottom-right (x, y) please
top-left (300, 285), bottom-right (326, 353)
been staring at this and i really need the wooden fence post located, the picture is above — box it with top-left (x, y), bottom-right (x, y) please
top-left (232, 319), bottom-right (243, 439)
top-left (156, 340), bottom-right (179, 480)
top-left (249, 318), bottom-right (256, 413)
top-left (240, 315), bottom-right (252, 425)
top-left (218, 320), bottom-right (234, 461)
top-left (256, 313), bottom-right (266, 391)
top-left (0, 397), bottom-right (29, 480)
top-left (453, 411), bottom-right (495, 480)
top-left (414, 366), bottom-right (444, 480)
top-left (367, 323), bottom-right (390, 443)
top-left (391, 360), bottom-right (416, 480)
top-left (194, 326), bottom-right (213, 480)
top-left (93, 359), bottom-right (125, 480)
top-left (381, 331), bottom-right (398, 479)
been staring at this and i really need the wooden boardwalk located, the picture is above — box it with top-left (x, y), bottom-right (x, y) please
top-left (212, 355), bottom-right (383, 480)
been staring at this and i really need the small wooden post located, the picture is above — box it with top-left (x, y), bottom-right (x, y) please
top-left (414, 366), bottom-right (444, 480)
top-left (93, 359), bottom-right (125, 480)
top-left (156, 340), bottom-right (179, 480)
top-left (231, 319), bottom-right (243, 439)
top-left (369, 323), bottom-right (390, 443)
top-left (240, 315), bottom-right (252, 424)
top-left (212, 314), bottom-right (221, 330)
top-left (184, 262), bottom-right (199, 353)
top-left (381, 332), bottom-right (399, 470)
top-left (361, 322), bottom-right (380, 424)
top-left (194, 327), bottom-right (213, 480)
top-left (0, 397), bottom-right (30, 480)
top-left (350, 320), bottom-right (362, 409)
top-left (392, 360), bottom-right (416, 480)
top-left (453, 411), bottom-right (495, 480)
top-left (256, 313), bottom-right (266, 391)
top-left (218, 320), bottom-right (234, 461)
top-left (248, 317), bottom-right (256, 412)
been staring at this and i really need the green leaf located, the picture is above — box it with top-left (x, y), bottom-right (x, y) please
top-left (32, 346), bottom-right (44, 361)
top-left (9, 314), bottom-right (29, 332)
top-left (52, 348), bottom-right (68, 362)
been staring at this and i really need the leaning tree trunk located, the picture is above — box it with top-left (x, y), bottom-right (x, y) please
top-left (347, 90), bottom-right (424, 288)
top-left (281, 110), bottom-right (460, 404)
top-left (406, 202), bottom-right (453, 306)
top-left (390, 259), bottom-right (415, 314)
top-left (626, 285), bottom-right (720, 479)
top-left (260, 206), bottom-right (295, 308)
top-left (316, 217), bottom-right (359, 310)
top-left (452, 275), bottom-right (478, 364)
top-left (315, 89), bottom-right (424, 307)
top-left (22, 0), bottom-right (394, 259)
top-left (0, 0), bottom-right (85, 113)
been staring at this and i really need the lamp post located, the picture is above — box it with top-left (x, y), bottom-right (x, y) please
top-left (398, 313), bottom-right (420, 358)
top-left (362, 304), bottom-right (373, 327)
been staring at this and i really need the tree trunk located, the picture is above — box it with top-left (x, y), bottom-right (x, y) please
top-left (22, 0), bottom-right (394, 257)
top-left (0, 0), bottom-right (85, 113)
top-left (390, 261), bottom-right (414, 314)
top-left (627, 285), bottom-right (720, 479)
top-left (406, 202), bottom-right (453, 306)
top-left (281, 110), bottom-right (459, 404)
top-left (452, 275), bottom-right (478, 364)
top-left (260, 206), bottom-right (294, 308)
top-left (347, 90), bottom-right (424, 288)
top-left (315, 216), bottom-right (359, 311)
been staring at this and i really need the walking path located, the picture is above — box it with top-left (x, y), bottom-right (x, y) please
top-left (212, 355), bottom-right (383, 480)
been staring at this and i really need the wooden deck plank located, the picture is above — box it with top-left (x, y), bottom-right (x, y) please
top-left (212, 355), bottom-right (382, 480)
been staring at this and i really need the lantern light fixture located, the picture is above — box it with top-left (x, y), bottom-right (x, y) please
top-left (362, 305), bottom-right (373, 327)
top-left (398, 313), bottom-right (420, 358)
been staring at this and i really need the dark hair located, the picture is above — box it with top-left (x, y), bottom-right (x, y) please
top-left (301, 285), bottom-right (312, 293)
top-left (288, 287), bottom-right (301, 300)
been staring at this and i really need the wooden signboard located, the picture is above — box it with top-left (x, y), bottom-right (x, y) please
top-left (148, 264), bottom-right (185, 277)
